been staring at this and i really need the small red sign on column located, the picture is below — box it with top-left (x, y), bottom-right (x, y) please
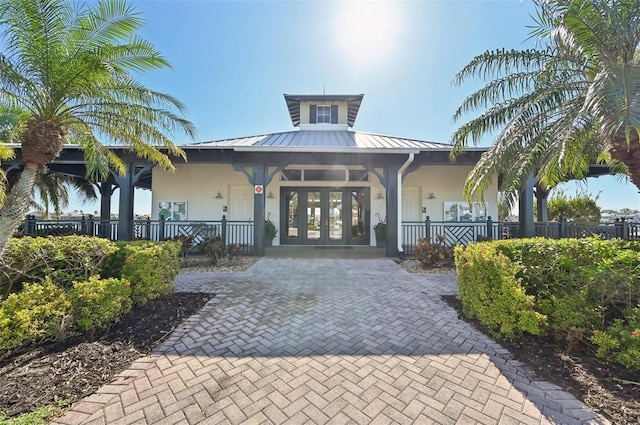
top-left (254, 185), bottom-right (264, 194)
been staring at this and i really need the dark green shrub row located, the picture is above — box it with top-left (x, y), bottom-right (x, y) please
top-left (0, 236), bottom-right (116, 297)
top-left (455, 238), bottom-right (640, 370)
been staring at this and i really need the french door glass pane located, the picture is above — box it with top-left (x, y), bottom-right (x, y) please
top-left (329, 191), bottom-right (343, 241)
top-left (307, 191), bottom-right (321, 240)
top-left (351, 190), bottom-right (366, 242)
top-left (285, 191), bottom-right (298, 239)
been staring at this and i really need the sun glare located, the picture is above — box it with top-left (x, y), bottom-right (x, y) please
top-left (332, 1), bottom-right (402, 68)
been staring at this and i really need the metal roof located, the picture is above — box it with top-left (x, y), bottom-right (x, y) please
top-left (187, 130), bottom-right (458, 153)
top-left (284, 94), bottom-right (364, 127)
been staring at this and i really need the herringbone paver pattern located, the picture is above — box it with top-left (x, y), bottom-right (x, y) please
top-left (54, 259), bottom-right (608, 424)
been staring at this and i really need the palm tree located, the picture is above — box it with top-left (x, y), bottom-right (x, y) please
top-left (30, 171), bottom-right (97, 218)
top-left (0, 0), bottom-right (195, 257)
top-left (451, 0), bottom-right (640, 209)
top-left (0, 106), bottom-right (97, 218)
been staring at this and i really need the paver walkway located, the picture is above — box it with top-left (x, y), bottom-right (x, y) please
top-left (54, 258), bottom-right (608, 425)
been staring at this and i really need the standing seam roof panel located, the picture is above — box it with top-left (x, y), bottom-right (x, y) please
top-left (188, 130), bottom-right (457, 151)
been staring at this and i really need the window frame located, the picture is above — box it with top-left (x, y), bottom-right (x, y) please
top-left (316, 105), bottom-right (331, 124)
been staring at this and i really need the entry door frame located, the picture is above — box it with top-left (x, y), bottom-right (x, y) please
top-left (280, 187), bottom-right (370, 246)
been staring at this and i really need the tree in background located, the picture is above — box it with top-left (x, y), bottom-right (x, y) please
top-left (0, 0), bottom-right (195, 257)
top-left (547, 190), bottom-right (601, 222)
top-left (451, 0), bottom-right (640, 209)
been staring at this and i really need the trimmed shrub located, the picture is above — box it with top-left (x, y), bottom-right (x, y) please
top-left (0, 236), bottom-right (116, 297)
top-left (100, 240), bottom-right (156, 279)
top-left (591, 305), bottom-right (640, 371)
top-left (202, 235), bottom-right (224, 265)
top-left (414, 236), bottom-right (454, 268)
top-left (455, 243), bottom-right (546, 338)
top-left (119, 241), bottom-right (181, 306)
top-left (226, 244), bottom-right (243, 262)
top-left (69, 277), bottom-right (132, 332)
top-left (490, 238), bottom-right (640, 338)
top-left (0, 280), bottom-right (71, 351)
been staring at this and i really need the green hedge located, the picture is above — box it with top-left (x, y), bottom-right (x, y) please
top-left (0, 236), bottom-right (116, 297)
top-left (0, 238), bottom-right (182, 353)
top-left (0, 280), bottom-right (71, 351)
top-left (455, 237), bottom-right (640, 370)
top-left (107, 241), bottom-right (182, 306)
top-left (70, 276), bottom-right (132, 332)
top-left (454, 244), bottom-right (546, 338)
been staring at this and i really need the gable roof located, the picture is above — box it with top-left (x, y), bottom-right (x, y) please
top-left (284, 94), bottom-right (364, 127)
top-left (188, 130), bottom-right (460, 154)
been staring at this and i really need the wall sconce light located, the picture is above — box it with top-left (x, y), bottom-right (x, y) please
top-left (215, 191), bottom-right (223, 199)
top-left (267, 191), bottom-right (274, 199)
top-left (427, 191), bottom-right (436, 199)
top-left (376, 191), bottom-right (384, 200)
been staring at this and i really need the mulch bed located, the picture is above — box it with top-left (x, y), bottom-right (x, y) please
top-left (0, 292), bottom-right (214, 418)
top-left (442, 295), bottom-right (640, 425)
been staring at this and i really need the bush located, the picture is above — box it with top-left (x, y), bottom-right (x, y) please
top-left (227, 244), bottom-right (242, 260)
top-left (490, 238), bottom-right (640, 337)
top-left (456, 237), bottom-right (640, 369)
top-left (0, 280), bottom-right (71, 351)
top-left (536, 292), bottom-right (602, 348)
top-left (119, 241), bottom-right (181, 306)
top-left (166, 235), bottom-right (193, 258)
top-left (414, 235), bottom-right (454, 268)
top-left (591, 305), bottom-right (640, 371)
top-left (455, 243), bottom-right (546, 338)
top-left (0, 236), bottom-right (116, 297)
top-left (69, 277), bottom-right (132, 332)
top-left (265, 220), bottom-right (277, 240)
top-left (100, 240), bottom-right (156, 279)
top-left (202, 235), bottom-right (224, 265)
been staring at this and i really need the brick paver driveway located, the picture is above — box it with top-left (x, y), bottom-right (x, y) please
top-left (54, 258), bottom-right (607, 425)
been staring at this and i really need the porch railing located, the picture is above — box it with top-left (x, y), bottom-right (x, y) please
top-left (23, 215), bottom-right (254, 256)
top-left (22, 215), bottom-right (640, 257)
top-left (401, 217), bottom-right (639, 255)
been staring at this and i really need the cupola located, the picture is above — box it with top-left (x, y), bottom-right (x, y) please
top-left (283, 94), bottom-right (364, 130)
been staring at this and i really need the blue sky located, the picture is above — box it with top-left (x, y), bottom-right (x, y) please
top-left (70, 0), bottom-right (640, 215)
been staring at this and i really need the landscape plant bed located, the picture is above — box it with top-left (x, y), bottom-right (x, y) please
top-left (0, 292), bottom-right (214, 418)
top-left (442, 295), bottom-right (640, 425)
top-left (2, 274), bottom-right (638, 423)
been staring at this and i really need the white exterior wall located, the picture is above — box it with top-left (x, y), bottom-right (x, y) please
top-left (403, 164), bottom-right (499, 221)
top-left (151, 162), bottom-right (498, 246)
top-left (152, 164), bottom-right (252, 221)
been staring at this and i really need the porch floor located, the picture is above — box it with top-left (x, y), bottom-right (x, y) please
top-left (265, 245), bottom-right (387, 259)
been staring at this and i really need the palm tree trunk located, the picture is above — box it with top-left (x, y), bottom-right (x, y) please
top-left (608, 132), bottom-right (640, 190)
top-left (0, 164), bottom-right (39, 260)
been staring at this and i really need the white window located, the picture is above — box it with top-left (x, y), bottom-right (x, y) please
top-left (317, 105), bottom-right (331, 123)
